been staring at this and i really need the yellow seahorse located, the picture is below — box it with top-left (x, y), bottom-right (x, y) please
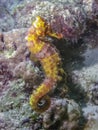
top-left (26, 16), bottom-right (64, 112)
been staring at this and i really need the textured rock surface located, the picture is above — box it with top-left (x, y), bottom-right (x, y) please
top-left (43, 99), bottom-right (80, 130)
top-left (71, 30), bottom-right (98, 130)
top-left (0, 0), bottom-right (98, 39)
top-left (0, 28), bottom-right (42, 130)
top-left (0, 0), bottom-right (98, 130)
top-left (11, 0), bottom-right (96, 41)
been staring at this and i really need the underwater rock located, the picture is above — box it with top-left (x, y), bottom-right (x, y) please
top-left (89, 83), bottom-right (98, 105)
top-left (0, 28), bottom-right (41, 87)
top-left (0, 5), bottom-right (15, 31)
top-left (3, 28), bottom-right (27, 46)
top-left (0, 28), bottom-right (42, 130)
top-left (83, 104), bottom-right (98, 130)
top-left (43, 98), bottom-right (80, 130)
top-left (0, 0), bottom-right (98, 130)
top-left (71, 30), bottom-right (98, 98)
top-left (10, 0), bottom-right (97, 41)
top-left (71, 30), bottom-right (98, 130)
top-left (84, 120), bottom-right (98, 130)
top-left (1, 0), bottom-right (98, 39)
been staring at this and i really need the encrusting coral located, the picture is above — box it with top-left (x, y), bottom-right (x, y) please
top-left (26, 16), bottom-right (64, 112)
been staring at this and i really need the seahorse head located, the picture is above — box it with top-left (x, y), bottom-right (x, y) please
top-left (32, 16), bottom-right (47, 37)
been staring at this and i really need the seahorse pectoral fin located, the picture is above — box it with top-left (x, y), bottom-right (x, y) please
top-left (47, 32), bottom-right (63, 39)
top-left (45, 24), bottom-right (63, 39)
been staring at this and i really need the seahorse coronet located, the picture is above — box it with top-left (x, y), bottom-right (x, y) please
top-left (26, 16), bottom-right (64, 113)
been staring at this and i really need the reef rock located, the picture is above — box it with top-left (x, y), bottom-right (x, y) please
top-left (43, 98), bottom-right (80, 130)
top-left (1, 0), bottom-right (98, 40)
top-left (0, 0), bottom-right (98, 130)
top-left (0, 28), bottom-right (42, 130)
top-left (71, 30), bottom-right (98, 130)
